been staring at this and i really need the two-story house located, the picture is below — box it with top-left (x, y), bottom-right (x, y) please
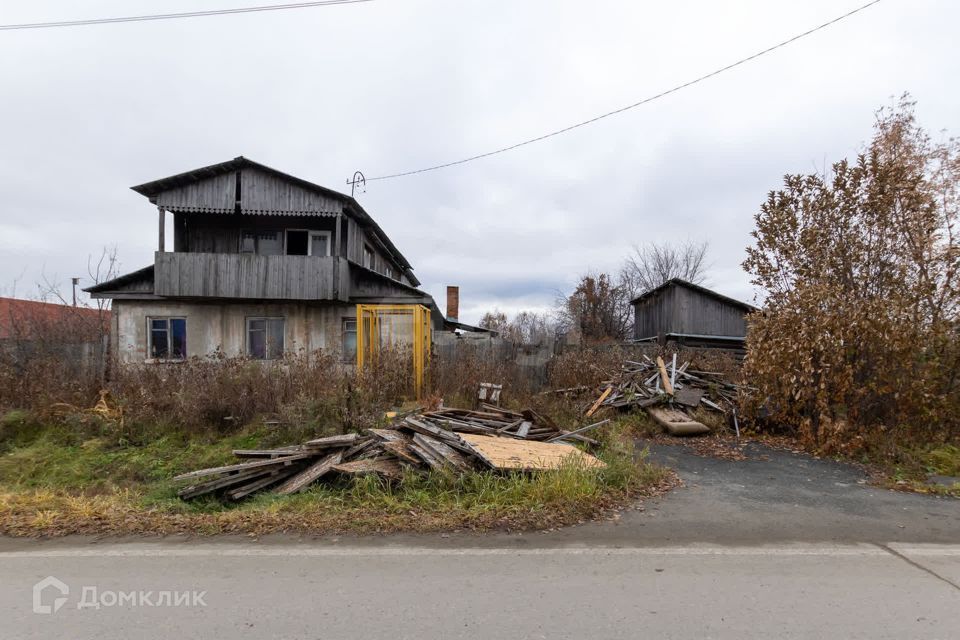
top-left (87, 157), bottom-right (448, 364)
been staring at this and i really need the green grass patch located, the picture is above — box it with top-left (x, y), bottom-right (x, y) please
top-left (0, 414), bottom-right (675, 537)
top-left (926, 445), bottom-right (960, 477)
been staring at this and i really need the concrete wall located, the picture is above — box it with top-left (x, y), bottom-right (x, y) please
top-left (113, 299), bottom-right (355, 364)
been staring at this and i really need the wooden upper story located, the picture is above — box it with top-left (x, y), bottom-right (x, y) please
top-left (87, 157), bottom-right (430, 304)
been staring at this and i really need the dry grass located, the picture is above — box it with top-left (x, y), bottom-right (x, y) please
top-left (0, 418), bottom-right (676, 537)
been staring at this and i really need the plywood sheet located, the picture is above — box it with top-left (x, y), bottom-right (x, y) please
top-left (458, 434), bottom-right (605, 471)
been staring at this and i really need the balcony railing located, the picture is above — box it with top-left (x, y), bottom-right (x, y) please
top-left (154, 252), bottom-right (349, 301)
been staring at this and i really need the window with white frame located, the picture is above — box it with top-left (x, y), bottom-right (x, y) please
top-left (247, 317), bottom-right (285, 360)
top-left (342, 318), bottom-right (357, 363)
top-left (148, 317), bottom-right (186, 360)
top-left (309, 231), bottom-right (331, 256)
top-left (283, 229), bottom-right (332, 256)
top-left (240, 230), bottom-right (283, 255)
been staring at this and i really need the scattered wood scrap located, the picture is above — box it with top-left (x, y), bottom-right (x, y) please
top-left (584, 356), bottom-right (747, 437)
top-left (173, 406), bottom-right (607, 501)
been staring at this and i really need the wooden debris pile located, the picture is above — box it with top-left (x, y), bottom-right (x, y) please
top-left (174, 406), bottom-right (606, 501)
top-left (589, 355), bottom-right (745, 436)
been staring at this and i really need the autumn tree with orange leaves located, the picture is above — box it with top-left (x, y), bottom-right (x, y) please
top-left (743, 95), bottom-right (960, 446)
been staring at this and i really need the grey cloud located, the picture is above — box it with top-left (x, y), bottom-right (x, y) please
top-left (1, 0), bottom-right (958, 323)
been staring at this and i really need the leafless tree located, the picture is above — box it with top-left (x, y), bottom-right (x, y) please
top-left (555, 272), bottom-right (631, 343)
top-left (620, 239), bottom-right (710, 298)
top-left (479, 309), bottom-right (555, 345)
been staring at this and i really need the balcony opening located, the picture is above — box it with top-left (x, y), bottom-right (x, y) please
top-left (285, 229), bottom-right (331, 256)
top-left (286, 230), bottom-right (309, 255)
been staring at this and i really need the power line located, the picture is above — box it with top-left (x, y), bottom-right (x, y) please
top-left (367, 0), bottom-right (883, 182)
top-left (0, 0), bottom-right (374, 31)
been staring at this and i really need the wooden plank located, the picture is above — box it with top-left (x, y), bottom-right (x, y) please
top-left (674, 387), bottom-right (704, 407)
top-left (173, 452), bottom-right (314, 481)
top-left (585, 387), bottom-right (612, 417)
top-left (407, 440), bottom-right (445, 470)
top-left (177, 467), bottom-right (276, 499)
top-left (232, 447), bottom-right (304, 458)
top-left (515, 421), bottom-right (532, 439)
top-left (382, 440), bottom-right (421, 465)
top-left (304, 433), bottom-right (358, 448)
top-left (226, 468), bottom-right (297, 500)
top-left (273, 451), bottom-right (343, 495)
top-left (368, 428), bottom-right (405, 443)
top-left (412, 433), bottom-right (472, 471)
top-left (458, 434), bottom-right (606, 471)
top-left (340, 436), bottom-right (377, 460)
top-left (547, 419), bottom-right (610, 443)
top-left (403, 418), bottom-right (469, 446)
top-left (333, 457), bottom-right (405, 480)
top-left (656, 356), bottom-right (675, 396)
top-left (496, 419), bottom-right (525, 434)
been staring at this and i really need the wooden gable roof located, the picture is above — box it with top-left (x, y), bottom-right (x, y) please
top-left (131, 157), bottom-right (415, 276)
top-left (629, 278), bottom-right (756, 312)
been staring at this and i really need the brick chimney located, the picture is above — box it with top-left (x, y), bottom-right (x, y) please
top-left (446, 286), bottom-right (459, 321)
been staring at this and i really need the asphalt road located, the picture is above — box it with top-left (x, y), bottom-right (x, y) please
top-left (2, 540), bottom-right (958, 639)
top-left (2, 441), bottom-right (958, 639)
top-left (554, 440), bottom-right (960, 545)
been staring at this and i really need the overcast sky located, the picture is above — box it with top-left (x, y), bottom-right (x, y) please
top-left (1, 0), bottom-right (957, 323)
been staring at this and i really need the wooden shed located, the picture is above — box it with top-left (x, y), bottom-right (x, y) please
top-left (630, 279), bottom-right (756, 349)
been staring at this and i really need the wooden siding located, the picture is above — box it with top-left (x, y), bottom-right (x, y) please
top-left (633, 283), bottom-right (748, 339)
top-left (239, 168), bottom-right (342, 216)
top-left (156, 172), bottom-right (235, 213)
top-left (155, 252), bottom-right (348, 301)
top-left (348, 267), bottom-right (431, 303)
top-left (154, 168), bottom-right (344, 216)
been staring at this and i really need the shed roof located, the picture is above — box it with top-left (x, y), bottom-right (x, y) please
top-left (629, 278), bottom-right (757, 311)
top-left (131, 156), bottom-right (417, 284)
top-left (84, 264), bottom-right (154, 295)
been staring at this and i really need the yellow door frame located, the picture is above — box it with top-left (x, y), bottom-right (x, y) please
top-left (356, 304), bottom-right (431, 398)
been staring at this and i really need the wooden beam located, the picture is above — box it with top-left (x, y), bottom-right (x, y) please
top-left (585, 387), bottom-right (612, 417)
top-left (333, 212), bottom-right (341, 257)
top-left (547, 419), bottom-right (610, 443)
top-left (656, 356), bottom-right (674, 395)
top-left (172, 452), bottom-right (313, 481)
top-left (273, 451), bottom-right (342, 495)
top-left (158, 206), bottom-right (165, 252)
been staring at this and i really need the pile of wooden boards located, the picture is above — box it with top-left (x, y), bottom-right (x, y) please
top-left (174, 406), bottom-right (606, 501)
top-left (588, 355), bottom-right (744, 435)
